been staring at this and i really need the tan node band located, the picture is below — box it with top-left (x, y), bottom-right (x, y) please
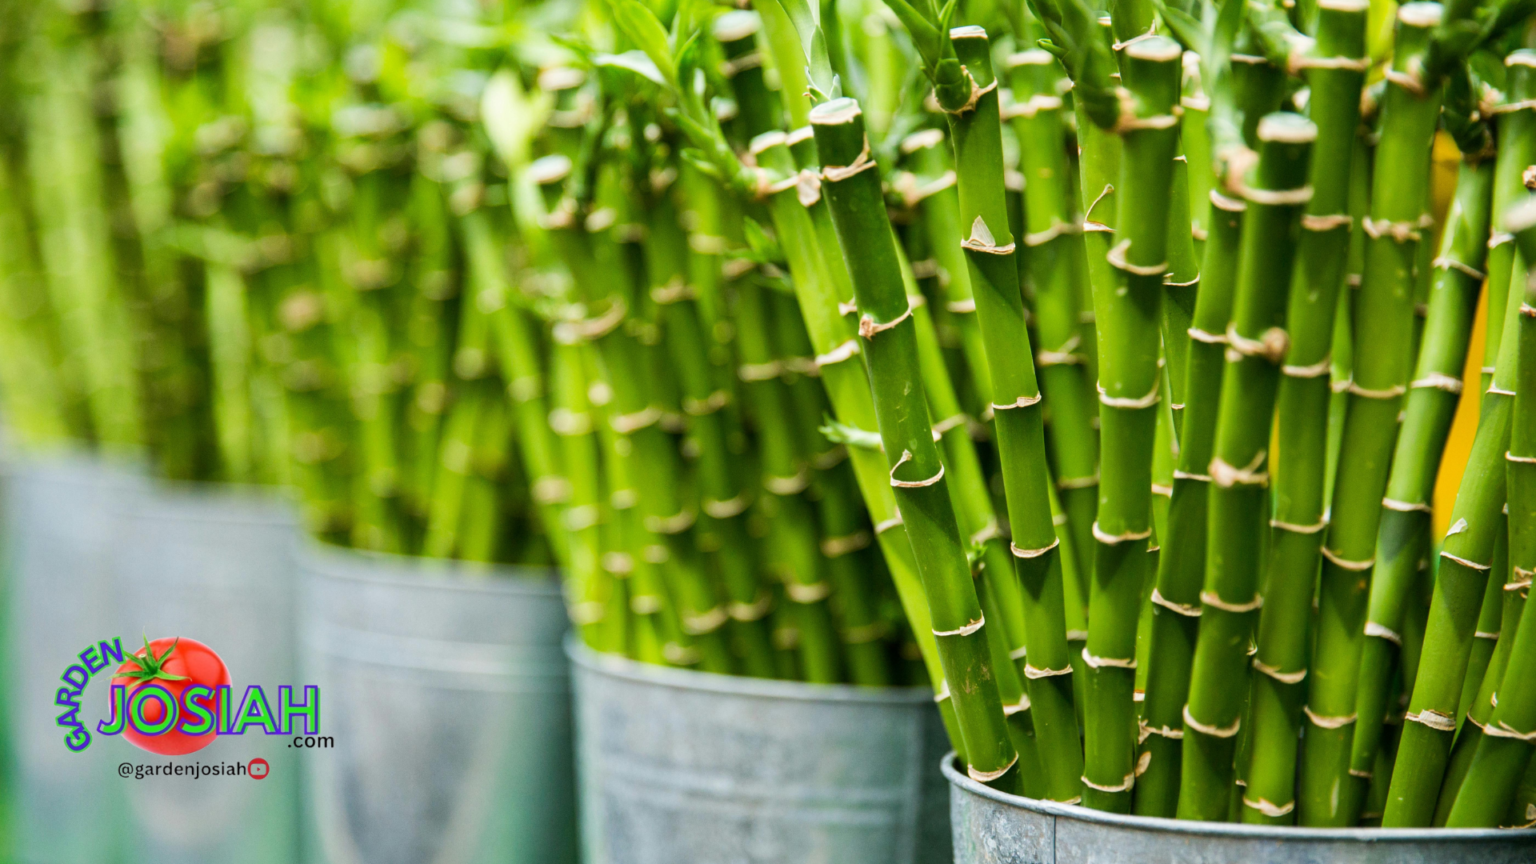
top-left (1188, 326), bottom-right (1228, 344)
top-left (1174, 469), bottom-right (1213, 482)
top-left (1304, 706), bottom-right (1356, 728)
top-left (1243, 797), bottom-right (1296, 818)
top-left (1364, 621), bottom-right (1402, 645)
top-left (682, 606), bottom-right (729, 634)
top-left (1106, 239), bottom-right (1168, 276)
top-left (1211, 452), bottom-right (1269, 488)
top-left (859, 306), bottom-right (914, 339)
top-left (1201, 590), bottom-right (1263, 613)
top-left (1025, 663), bottom-right (1074, 679)
top-left (889, 450), bottom-right (945, 489)
top-left (1098, 381), bottom-right (1160, 409)
top-left (1405, 709), bottom-right (1456, 732)
top-left (934, 615), bottom-right (985, 637)
top-left (1093, 521), bottom-right (1153, 545)
top-left (1151, 588), bottom-right (1202, 617)
top-left (729, 592), bottom-right (774, 622)
top-left (961, 215), bottom-right (1016, 255)
top-left (816, 338), bottom-right (861, 368)
top-left (703, 495), bottom-right (751, 519)
top-left (786, 581), bottom-right (832, 603)
top-left (1382, 498), bottom-right (1432, 513)
top-left (821, 137), bottom-right (877, 182)
top-left (967, 752), bottom-right (1019, 783)
top-left (1434, 256), bottom-right (1485, 279)
top-left (1081, 772), bottom-right (1136, 793)
top-left (1184, 705), bottom-right (1241, 738)
top-left (1242, 184), bottom-right (1314, 206)
top-left (821, 531), bottom-right (871, 558)
top-left (1271, 517), bottom-right (1327, 534)
top-left (1441, 550), bottom-right (1492, 571)
top-left (1482, 721), bottom-right (1536, 742)
top-left (1283, 356), bottom-right (1332, 378)
top-left (1011, 538), bottom-right (1060, 559)
top-left (1322, 547), bottom-right (1373, 571)
top-left (1253, 658), bottom-right (1307, 684)
top-left (1082, 647), bottom-right (1136, 669)
top-left (993, 393), bottom-right (1044, 410)
top-left (1301, 213), bottom-right (1352, 231)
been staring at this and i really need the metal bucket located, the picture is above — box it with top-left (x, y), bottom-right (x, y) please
top-left (570, 641), bottom-right (953, 864)
top-left (110, 482), bottom-right (301, 864)
top-left (300, 544), bottom-right (576, 864)
top-left (3, 454), bottom-right (144, 864)
top-left (944, 755), bottom-right (1536, 863)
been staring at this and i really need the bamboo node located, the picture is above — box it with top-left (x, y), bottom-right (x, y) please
top-left (1240, 184), bottom-right (1314, 207)
top-left (1363, 621), bottom-right (1402, 645)
top-left (1009, 645), bottom-right (1029, 660)
top-left (1135, 750), bottom-right (1152, 776)
top-left (1508, 451), bottom-right (1536, 464)
top-left (1434, 257), bottom-right (1486, 280)
top-left (1271, 517), bottom-right (1327, 534)
top-left (934, 679), bottom-right (951, 703)
top-left (662, 643), bottom-right (701, 665)
top-left (1487, 385), bottom-right (1517, 397)
top-left (611, 405), bottom-right (663, 434)
top-left (703, 494), bottom-right (751, 519)
top-left (765, 467), bottom-right (811, 496)
top-left (937, 66), bottom-right (998, 116)
top-left (650, 278), bottom-right (697, 305)
top-left (1253, 658), bottom-right (1307, 684)
top-left (1321, 547), bottom-right (1373, 571)
top-left (1024, 663), bottom-right (1074, 679)
top-left (947, 298), bottom-right (977, 314)
top-left (562, 504), bottom-right (600, 533)
top-left (1404, 709), bottom-right (1456, 732)
top-left (859, 306), bottom-right (915, 339)
top-left (729, 591), bottom-right (774, 622)
top-left (1080, 771), bottom-right (1136, 793)
top-left (1140, 719), bottom-right (1184, 740)
top-left (892, 169), bottom-right (957, 208)
top-left (1082, 647), bottom-right (1136, 669)
top-left (1301, 213), bottom-right (1353, 232)
top-left (1002, 693), bottom-right (1033, 716)
top-left (1382, 67), bottom-right (1426, 97)
top-left (794, 170), bottom-right (823, 207)
top-left (992, 393), bottom-right (1044, 411)
top-left (821, 531), bottom-right (871, 558)
top-left (1227, 324), bottom-right (1290, 363)
top-left (1303, 706), bottom-right (1356, 728)
top-left (1440, 550), bottom-right (1492, 571)
top-left (1036, 334), bottom-right (1083, 366)
top-left (1010, 538), bottom-right (1060, 559)
top-left (738, 360), bottom-right (784, 382)
top-left (1348, 768), bottom-right (1373, 779)
top-left (1152, 483), bottom-right (1172, 497)
top-left (630, 593), bottom-right (662, 615)
top-left (647, 509), bottom-right (698, 536)
top-left (961, 216), bottom-right (1017, 255)
top-left (1097, 380), bottom-right (1160, 410)
top-left (785, 581), bottom-right (832, 603)
top-left (875, 511), bottom-right (904, 534)
top-left (1381, 498), bottom-right (1431, 513)
top-left (1092, 521), bottom-right (1153, 545)
top-left (1282, 356), bottom-right (1331, 378)
top-left (1173, 469), bottom-right (1213, 483)
top-left (1482, 721), bottom-right (1536, 742)
top-left (1242, 797), bottom-right (1296, 818)
top-left (566, 295), bottom-right (630, 342)
top-left (967, 752), bottom-right (1020, 784)
top-left (1187, 326), bottom-right (1228, 345)
top-left (1151, 588), bottom-right (1202, 617)
top-left (1411, 372), bottom-right (1463, 393)
top-left (1361, 216), bottom-right (1421, 243)
top-left (603, 552), bottom-right (634, 576)
top-left (933, 614), bottom-right (985, 638)
top-left (1446, 517), bottom-right (1468, 537)
top-left (889, 450), bottom-right (946, 489)
top-left (815, 338), bottom-right (861, 369)
top-left (1475, 630), bottom-right (1499, 640)
top-left (682, 606), bottom-right (729, 634)
top-left (1085, 184), bottom-right (1116, 223)
top-left (549, 408), bottom-right (594, 437)
top-left (1105, 239), bottom-right (1168, 277)
top-left (683, 390), bottom-right (731, 416)
top-left (970, 519), bottom-right (1001, 546)
top-left (1057, 473), bottom-right (1100, 490)
top-left (1183, 705), bottom-right (1241, 738)
top-left (1023, 219), bottom-right (1077, 247)
top-left (1200, 590), bottom-right (1263, 614)
top-left (1210, 451), bottom-right (1269, 488)
top-left (821, 137), bottom-right (877, 183)
top-left (1346, 381), bottom-right (1405, 400)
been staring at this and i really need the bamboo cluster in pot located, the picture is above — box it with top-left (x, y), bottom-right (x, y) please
top-left (7, 0), bottom-right (1536, 825)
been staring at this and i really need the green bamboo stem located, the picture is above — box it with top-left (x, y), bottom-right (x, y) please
top-left (1298, 3), bottom-right (1446, 826)
top-left (1178, 112), bottom-right (1314, 822)
top-left (1350, 154), bottom-right (1495, 802)
top-left (1006, 49), bottom-right (1100, 620)
top-left (1241, 0), bottom-right (1370, 826)
top-left (1078, 35), bottom-right (1183, 814)
top-left (1382, 221), bottom-right (1524, 828)
top-left (1443, 201), bottom-right (1536, 826)
top-left (810, 97), bottom-right (1019, 791)
top-left (1479, 52), bottom-right (1536, 393)
top-left (204, 261), bottom-right (255, 483)
top-left (752, 130), bottom-right (962, 749)
top-left (914, 28), bottom-right (1082, 803)
top-left (0, 156), bottom-right (70, 446)
top-left (531, 155), bottom-right (735, 674)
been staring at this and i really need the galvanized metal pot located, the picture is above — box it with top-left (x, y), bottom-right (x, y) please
top-left (111, 482), bottom-right (301, 864)
top-left (945, 755), bottom-right (1536, 863)
top-left (3, 454), bottom-right (143, 864)
top-left (570, 641), bottom-right (953, 864)
top-left (300, 544), bottom-right (576, 864)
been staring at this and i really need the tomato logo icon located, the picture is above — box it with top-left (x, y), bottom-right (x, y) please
top-left (112, 637), bottom-right (230, 756)
top-left (248, 758), bottom-right (270, 779)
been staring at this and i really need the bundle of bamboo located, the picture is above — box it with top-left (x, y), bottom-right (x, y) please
top-left (5, 0), bottom-right (1536, 831)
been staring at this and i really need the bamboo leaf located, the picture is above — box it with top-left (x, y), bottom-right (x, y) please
top-left (607, 0), bottom-right (678, 88)
top-left (481, 69), bottom-right (551, 170)
top-left (769, 0), bottom-right (838, 99)
top-left (593, 50), bottom-right (669, 87)
top-left (819, 417), bottom-right (884, 451)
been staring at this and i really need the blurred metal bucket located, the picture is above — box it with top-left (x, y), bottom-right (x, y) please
top-left (944, 755), bottom-right (1536, 863)
top-left (111, 482), bottom-right (300, 864)
top-left (3, 454), bottom-right (143, 864)
top-left (300, 544), bottom-right (576, 864)
top-left (569, 641), bottom-right (953, 864)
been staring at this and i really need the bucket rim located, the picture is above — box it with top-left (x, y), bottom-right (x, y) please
top-left (300, 538), bottom-right (563, 597)
top-left (567, 635), bottom-right (935, 706)
top-left (942, 753), bottom-right (1536, 841)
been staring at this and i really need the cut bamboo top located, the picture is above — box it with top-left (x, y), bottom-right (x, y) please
top-left (1257, 113), bottom-right (1319, 144)
top-left (1397, 2), bottom-right (1444, 27)
top-left (1125, 35), bottom-right (1182, 63)
top-left (810, 98), bottom-right (862, 126)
